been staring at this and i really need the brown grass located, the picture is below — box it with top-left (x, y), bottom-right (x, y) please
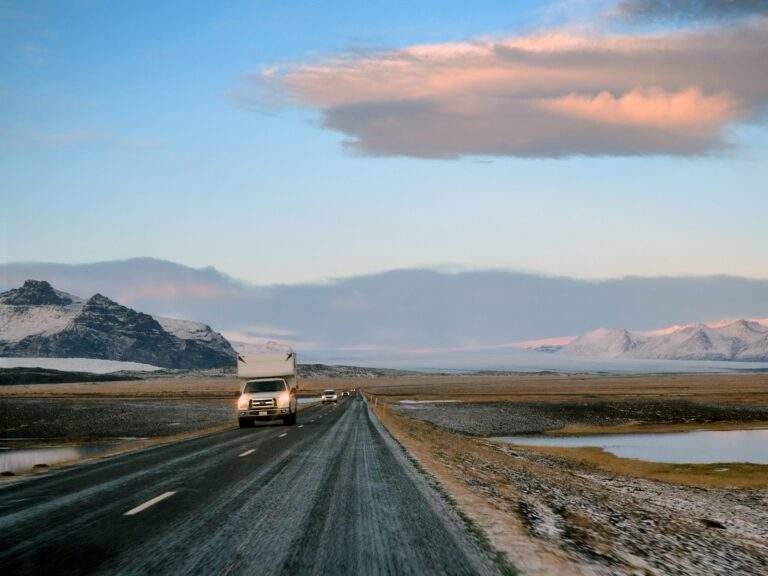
top-left (0, 376), bottom-right (356, 399)
top-left (548, 421), bottom-right (768, 436)
top-left (362, 372), bottom-right (768, 405)
top-left (505, 444), bottom-right (768, 488)
top-left (3, 372), bottom-right (768, 403)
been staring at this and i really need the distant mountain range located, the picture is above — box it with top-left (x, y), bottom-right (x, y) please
top-left (0, 280), bottom-right (236, 369)
top-left (3, 258), bottom-right (768, 364)
top-left (557, 319), bottom-right (768, 362)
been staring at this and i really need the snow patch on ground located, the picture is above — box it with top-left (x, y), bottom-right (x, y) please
top-left (0, 357), bottom-right (162, 374)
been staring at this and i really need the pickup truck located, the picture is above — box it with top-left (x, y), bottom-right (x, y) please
top-left (237, 351), bottom-right (298, 427)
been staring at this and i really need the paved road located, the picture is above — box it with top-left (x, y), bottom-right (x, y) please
top-left (0, 396), bottom-right (502, 575)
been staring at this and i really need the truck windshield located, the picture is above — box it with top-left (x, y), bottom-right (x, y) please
top-left (244, 380), bottom-right (286, 393)
top-left (323, 390), bottom-right (336, 395)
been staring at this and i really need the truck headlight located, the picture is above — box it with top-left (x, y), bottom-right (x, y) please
top-left (237, 396), bottom-right (248, 409)
top-left (278, 391), bottom-right (290, 407)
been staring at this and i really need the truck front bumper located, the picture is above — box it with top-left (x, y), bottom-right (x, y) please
top-left (238, 407), bottom-right (290, 420)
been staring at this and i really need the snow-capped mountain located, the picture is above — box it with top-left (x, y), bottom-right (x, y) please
top-left (0, 280), bottom-right (236, 369)
top-left (560, 318), bottom-right (768, 361)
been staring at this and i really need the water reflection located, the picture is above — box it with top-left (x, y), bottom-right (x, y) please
top-left (493, 429), bottom-right (768, 464)
top-left (0, 443), bottom-right (116, 473)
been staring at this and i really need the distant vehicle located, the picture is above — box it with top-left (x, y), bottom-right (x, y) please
top-left (321, 389), bottom-right (338, 404)
top-left (236, 351), bottom-right (298, 427)
top-left (342, 391), bottom-right (349, 397)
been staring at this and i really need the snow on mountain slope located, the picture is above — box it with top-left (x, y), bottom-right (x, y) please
top-left (560, 328), bottom-right (643, 356)
top-left (639, 324), bottom-right (733, 360)
top-left (156, 316), bottom-right (235, 360)
top-left (0, 303), bottom-right (80, 342)
top-left (561, 318), bottom-right (768, 361)
top-left (156, 317), bottom-right (219, 342)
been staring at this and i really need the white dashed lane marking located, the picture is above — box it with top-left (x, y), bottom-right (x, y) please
top-left (124, 491), bottom-right (176, 516)
top-left (279, 433), bottom-right (288, 438)
top-left (239, 449), bottom-right (255, 457)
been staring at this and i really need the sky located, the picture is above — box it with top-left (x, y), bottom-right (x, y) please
top-left (2, 0), bottom-right (768, 285)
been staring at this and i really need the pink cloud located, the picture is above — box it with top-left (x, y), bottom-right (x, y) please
top-left (537, 87), bottom-right (740, 131)
top-left (246, 20), bottom-right (768, 158)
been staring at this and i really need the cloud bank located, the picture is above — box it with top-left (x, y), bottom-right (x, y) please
top-left (4, 259), bottom-right (768, 361)
top-left (615, 0), bottom-right (768, 22)
top-left (249, 19), bottom-right (768, 158)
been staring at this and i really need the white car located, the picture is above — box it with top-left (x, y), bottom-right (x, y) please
top-left (321, 389), bottom-right (338, 404)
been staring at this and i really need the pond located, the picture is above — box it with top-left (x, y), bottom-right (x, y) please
top-left (492, 429), bottom-right (768, 464)
top-left (0, 443), bottom-right (118, 474)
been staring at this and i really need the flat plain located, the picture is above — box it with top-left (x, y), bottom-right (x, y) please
top-left (3, 372), bottom-right (768, 575)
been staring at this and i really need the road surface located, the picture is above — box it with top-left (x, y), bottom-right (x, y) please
top-left (0, 395), bottom-right (503, 575)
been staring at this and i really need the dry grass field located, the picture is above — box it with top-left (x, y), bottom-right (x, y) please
top-left (3, 372), bottom-right (768, 403)
top-left (0, 375), bottom-right (356, 398)
top-left (360, 372), bottom-right (768, 405)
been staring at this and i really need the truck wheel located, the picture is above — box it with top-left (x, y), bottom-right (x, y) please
top-left (239, 418), bottom-right (253, 428)
top-left (291, 411), bottom-right (298, 425)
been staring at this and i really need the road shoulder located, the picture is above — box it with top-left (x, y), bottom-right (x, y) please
top-left (367, 397), bottom-right (521, 576)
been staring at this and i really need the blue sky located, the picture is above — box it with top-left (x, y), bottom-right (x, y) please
top-left (2, 0), bottom-right (768, 284)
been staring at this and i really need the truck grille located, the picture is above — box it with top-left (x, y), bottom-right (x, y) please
top-left (250, 399), bottom-right (275, 408)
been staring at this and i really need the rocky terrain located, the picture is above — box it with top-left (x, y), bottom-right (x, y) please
top-left (0, 280), bottom-right (236, 369)
top-left (393, 399), bottom-right (768, 436)
top-left (0, 397), bottom-right (235, 439)
top-left (298, 363), bottom-right (419, 378)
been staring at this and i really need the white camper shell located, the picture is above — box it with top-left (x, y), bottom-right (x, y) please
top-left (236, 351), bottom-right (299, 427)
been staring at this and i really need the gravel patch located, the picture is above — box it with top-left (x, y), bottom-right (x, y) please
top-left (393, 399), bottom-right (768, 436)
top-left (0, 397), bottom-right (236, 439)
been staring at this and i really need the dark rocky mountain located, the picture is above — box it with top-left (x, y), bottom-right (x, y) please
top-left (0, 280), bottom-right (236, 369)
top-left (0, 280), bottom-right (76, 306)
